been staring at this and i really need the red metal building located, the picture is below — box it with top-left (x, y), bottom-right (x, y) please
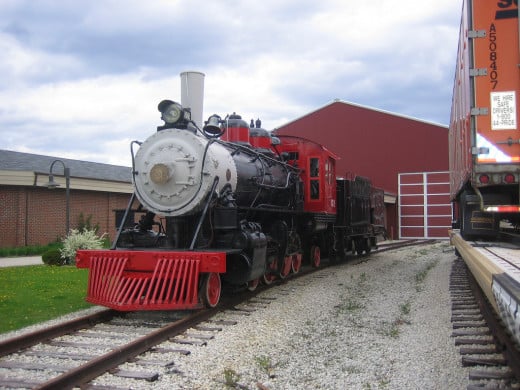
top-left (273, 100), bottom-right (450, 239)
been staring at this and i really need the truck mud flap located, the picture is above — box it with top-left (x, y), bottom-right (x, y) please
top-left (460, 191), bottom-right (499, 239)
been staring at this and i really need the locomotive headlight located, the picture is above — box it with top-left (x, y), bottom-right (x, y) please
top-left (158, 100), bottom-right (184, 124)
top-left (149, 163), bottom-right (171, 185)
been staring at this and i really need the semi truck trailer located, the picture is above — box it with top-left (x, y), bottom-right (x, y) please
top-left (450, 0), bottom-right (520, 238)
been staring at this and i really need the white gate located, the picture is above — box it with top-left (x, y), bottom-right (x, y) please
top-left (398, 171), bottom-right (452, 239)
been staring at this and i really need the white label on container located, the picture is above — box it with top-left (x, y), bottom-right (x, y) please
top-left (491, 91), bottom-right (516, 130)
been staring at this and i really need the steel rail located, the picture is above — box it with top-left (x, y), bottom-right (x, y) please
top-left (34, 308), bottom-right (219, 390)
top-left (0, 309), bottom-right (117, 357)
top-left (34, 284), bottom-right (270, 389)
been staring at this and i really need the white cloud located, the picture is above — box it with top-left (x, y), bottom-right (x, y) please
top-left (0, 32), bottom-right (83, 87)
top-left (0, 0), bottom-right (462, 164)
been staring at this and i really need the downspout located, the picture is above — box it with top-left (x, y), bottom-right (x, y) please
top-left (25, 189), bottom-right (29, 246)
top-left (25, 171), bottom-right (40, 246)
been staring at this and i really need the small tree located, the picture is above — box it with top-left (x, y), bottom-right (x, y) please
top-left (60, 229), bottom-right (106, 265)
top-left (77, 213), bottom-right (100, 233)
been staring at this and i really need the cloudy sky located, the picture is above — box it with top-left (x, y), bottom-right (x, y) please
top-left (1, 0), bottom-right (462, 166)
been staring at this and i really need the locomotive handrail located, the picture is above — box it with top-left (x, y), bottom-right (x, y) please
top-left (111, 192), bottom-right (136, 250)
top-left (253, 171), bottom-right (298, 190)
top-left (189, 176), bottom-right (219, 250)
top-left (214, 139), bottom-right (301, 174)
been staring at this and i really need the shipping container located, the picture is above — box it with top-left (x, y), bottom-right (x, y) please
top-left (449, 0), bottom-right (520, 238)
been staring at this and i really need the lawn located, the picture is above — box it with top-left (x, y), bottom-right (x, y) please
top-left (0, 265), bottom-right (93, 334)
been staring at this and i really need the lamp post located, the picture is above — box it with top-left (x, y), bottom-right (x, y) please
top-left (45, 160), bottom-right (70, 236)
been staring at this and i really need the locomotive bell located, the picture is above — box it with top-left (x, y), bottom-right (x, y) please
top-left (203, 114), bottom-right (222, 135)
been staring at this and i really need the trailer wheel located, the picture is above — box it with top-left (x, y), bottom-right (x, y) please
top-left (200, 273), bottom-right (221, 308)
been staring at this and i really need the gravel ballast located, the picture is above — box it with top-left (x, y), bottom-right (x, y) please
top-left (1, 241), bottom-right (470, 389)
top-left (93, 241), bottom-right (469, 389)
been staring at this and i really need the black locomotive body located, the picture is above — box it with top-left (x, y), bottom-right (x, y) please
top-left (76, 101), bottom-right (386, 311)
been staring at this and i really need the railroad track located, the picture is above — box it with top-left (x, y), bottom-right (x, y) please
top-left (450, 257), bottom-right (520, 389)
top-left (0, 240), bottom-right (419, 389)
top-left (376, 239), bottom-right (431, 252)
top-left (0, 286), bottom-right (275, 389)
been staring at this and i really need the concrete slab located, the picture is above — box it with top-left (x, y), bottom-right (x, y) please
top-left (0, 256), bottom-right (43, 267)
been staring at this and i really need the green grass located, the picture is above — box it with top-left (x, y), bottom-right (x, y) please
top-left (222, 368), bottom-right (241, 388)
top-left (415, 260), bottom-right (438, 291)
top-left (0, 265), bottom-right (92, 334)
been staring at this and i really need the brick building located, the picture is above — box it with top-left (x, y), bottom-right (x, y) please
top-left (0, 150), bottom-right (133, 248)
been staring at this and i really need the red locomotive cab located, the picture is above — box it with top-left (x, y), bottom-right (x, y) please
top-left (306, 152), bottom-right (337, 214)
top-left (220, 113), bottom-right (250, 145)
top-left (276, 135), bottom-right (338, 215)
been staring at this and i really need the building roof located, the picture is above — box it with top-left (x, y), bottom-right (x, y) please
top-left (274, 99), bottom-right (448, 131)
top-left (0, 149), bottom-right (131, 182)
top-left (273, 99), bottom-right (449, 195)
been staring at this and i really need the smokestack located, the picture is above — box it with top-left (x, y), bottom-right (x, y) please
top-left (180, 71), bottom-right (205, 128)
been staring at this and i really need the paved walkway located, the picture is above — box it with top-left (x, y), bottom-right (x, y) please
top-left (0, 256), bottom-right (43, 267)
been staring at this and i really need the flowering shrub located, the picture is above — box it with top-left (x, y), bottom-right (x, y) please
top-left (60, 229), bottom-right (107, 265)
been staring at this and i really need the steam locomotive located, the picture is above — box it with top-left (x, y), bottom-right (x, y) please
top-left (76, 86), bottom-right (385, 311)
